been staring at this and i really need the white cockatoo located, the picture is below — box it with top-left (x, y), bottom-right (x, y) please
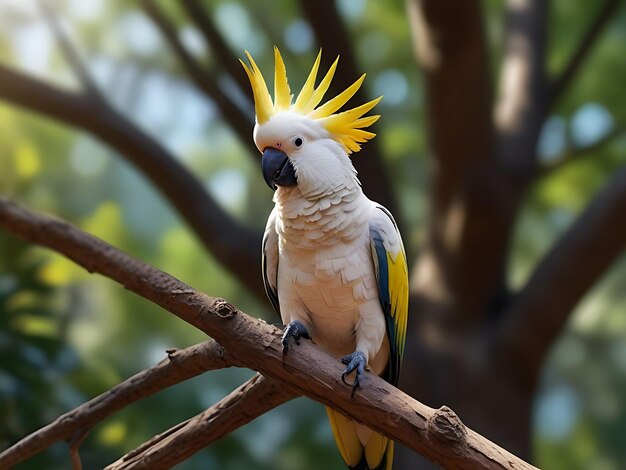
top-left (241, 47), bottom-right (408, 470)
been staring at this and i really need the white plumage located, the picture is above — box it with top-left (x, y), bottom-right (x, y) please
top-left (245, 48), bottom-right (408, 470)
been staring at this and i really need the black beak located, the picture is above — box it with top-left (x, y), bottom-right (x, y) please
top-left (261, 147), bottom-right (297, 190)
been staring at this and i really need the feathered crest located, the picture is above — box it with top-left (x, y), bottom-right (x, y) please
top-left (240, 47), bottom-right (381, 154)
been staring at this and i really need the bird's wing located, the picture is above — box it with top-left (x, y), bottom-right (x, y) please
top-left (369, 204), bottom-right (408, 386)
top-left (262, 208), bottom-right (280, 316)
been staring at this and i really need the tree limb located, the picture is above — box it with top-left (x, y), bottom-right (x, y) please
top-left (407, 0), bottom-right (518, 326)
top-left (0, 65), bottom-right (264, 298)
top-left (0, 197), bottom-right (537, 469)
top-left (0, 339), bottom-right (239, 467)
top-left (106, 374), bottom-right (298, 469)
top-left (494, 165), bottom-right (626, 383)
top-left (298, 0), bottom-right (398, 216)
top-left (537, 125), bottom-right (625, 178)
top-left (36, 0), bottom-right (104, 100)
top-left (140, 0), bottom-right (257, 156)
top-left (548, 0), bottom-right (620, 108)
top-left (178, 0), bottom-right (252, 96)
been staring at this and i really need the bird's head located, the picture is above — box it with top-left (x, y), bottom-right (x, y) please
top-left (240, 47), bottom-right (381, 197)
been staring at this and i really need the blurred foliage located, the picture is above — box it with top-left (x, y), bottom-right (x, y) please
top-left (0, 0), bottom-right (624, 469)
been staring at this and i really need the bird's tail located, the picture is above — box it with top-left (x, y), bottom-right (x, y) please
top-left (326, 406), bottom-right (394, 470)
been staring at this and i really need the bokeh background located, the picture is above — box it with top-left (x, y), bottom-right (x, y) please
top-left (0, 0), bottom-right (625, 469)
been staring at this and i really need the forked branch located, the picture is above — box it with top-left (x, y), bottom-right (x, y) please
top-left (140, 0), bottom-right (256, 156)
top-left (179, 0), bottom-right (252, 96)
top-left (496, 165), bottom-right (626, 381)
top-left (0, 340), bottom-right (238, 468)
top-left (0, 197), bottom-right (536, 469)
top-left (107, 374), bottom-right (298, 469)
top-left (37, 0), bottom-right (104, 100)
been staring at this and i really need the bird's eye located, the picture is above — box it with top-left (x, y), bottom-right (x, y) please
top-left (294, 137), bottom-right (303, 147)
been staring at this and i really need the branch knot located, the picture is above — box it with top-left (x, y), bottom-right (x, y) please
top-left (427, 406), bottom-right (467, 443)
top-left (213, 298), bottom-right (237, 319)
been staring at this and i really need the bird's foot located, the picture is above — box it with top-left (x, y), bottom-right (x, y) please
top-left (281, 320), bottom-right (311, 353)
top-left (341, 350), bottom-right (366, 398)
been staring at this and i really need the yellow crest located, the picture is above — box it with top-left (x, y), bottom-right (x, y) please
top-left (240, 47), bottom-right (382, 154)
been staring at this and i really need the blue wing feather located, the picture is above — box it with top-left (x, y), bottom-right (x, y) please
top-left (370, 206), bottom-right (408, 386)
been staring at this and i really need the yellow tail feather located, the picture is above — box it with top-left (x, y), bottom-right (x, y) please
top-left (326, 407), bottom-right (394, 470)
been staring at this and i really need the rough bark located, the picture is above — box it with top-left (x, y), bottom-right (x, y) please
top-left (0, 197), bottom-right (536, 469)
top-left (1, 2), bottom-right (624, 468)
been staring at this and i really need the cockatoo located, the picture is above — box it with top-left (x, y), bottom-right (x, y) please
top-left (241, 47), bottom-right (408, 470)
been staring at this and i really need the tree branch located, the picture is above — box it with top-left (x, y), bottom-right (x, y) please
top-left (298, 0), bottom-right (398, 216)
top-left (537, 125), bottom-right (625, 178)
top-left (0, 197), bottom-right (537, 469)
top-left (494, 165), bottom-right (626, 383)
top-left (140, 0), bottom-right (257, 157)
top-left (106, 374), bottom-right (298, 469)
top-left (36, 0), bottom-right (104, 100)
top-left (0, 65), bottom-right (264, 298)
top-left (548, 0), bottom-right (620, 108)
top-left (0, 340), bottom-right (239, 467)
top-left (178, 0), bottom-right (252, 96)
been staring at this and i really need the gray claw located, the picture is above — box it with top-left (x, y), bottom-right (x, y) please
top-left (341, 350), bottom-right (366, 398)
top-left (281, 320), bottom-right (311, 353)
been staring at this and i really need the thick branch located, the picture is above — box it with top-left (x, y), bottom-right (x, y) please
top-left (408, 0), bottom-right (493, 183)
top-left (407, 0), bottom-right (515, 325)
top-left (107, 374), bottom-right (298, 469)
top-left (140, 0), bottom-right (256, 156)
top-left (0, 65), bottom-right (263, 298)
top-left (495, 165), bottom-right (626, 382)
top-left (298, 0), bottom-right (398, 216)
top-left (0, 198), bottom-right (536, 469)
top-left (549, 0), bottom-right (620, 108)
top-left (0, 340), bottom-right (238, 467)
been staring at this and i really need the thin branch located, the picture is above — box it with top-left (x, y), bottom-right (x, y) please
top-left (178, 0), bottom-right (252, 96)
top-left (140, 0), bottom-right (257, 156)
top-left (0, 197), bottom-right (537, 469)
top-left (36, 0), bottom-right (104, 100)
top-left (0, 65), bottom-right (264, 298)
top-left (299, 0), bottom-right (397, 215)
top-left (107, 374), bottom-right (298, 469)
top-left (68, 429), bottom-right (89, 470)
top-left (0, 340), bottom-right (238, 467)
top-left (537, 126), bottom-right (625, 178)
top-left (549, 0), bottom-right (620, 108)
top-left (494, 165), bottom-right (626, 383)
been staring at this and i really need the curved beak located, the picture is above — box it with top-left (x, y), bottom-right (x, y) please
top-left (261, 147), bottom-right (297, 190)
